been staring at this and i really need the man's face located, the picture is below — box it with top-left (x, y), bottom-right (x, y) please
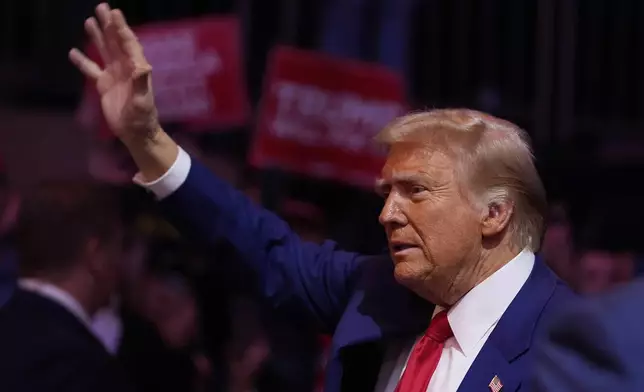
top-left (89, 232), bottom-right (125, 309)
top-left (575, 250), bottom-right (627, 294)
top-left (140, 275), bottom-right (198, 349)
top-left (377, 143), bottom-right (482, 305)
top-left (541, 223), bottom-right (572, 280)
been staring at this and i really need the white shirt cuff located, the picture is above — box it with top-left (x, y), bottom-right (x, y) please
top-left (133, 147), bottom-right (191, 200)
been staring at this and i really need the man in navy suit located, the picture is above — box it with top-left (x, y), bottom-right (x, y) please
top-left (70, 4), bottom-right (573, 391)
top-left (0, 182), bottom-right (133, 392)
top-left (532, 280), bottom-right (644, 391)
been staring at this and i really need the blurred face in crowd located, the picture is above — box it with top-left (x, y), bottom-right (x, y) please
top-left (541, 222), bottom-right (573, 281)
top-left (576, 250), bottom-right (635, 294)
top-left (377, 143), bottom-right (487, 306)
top-left (575, 250), bottom-right (618, 294)
top-left (84, 230), bottom-right (125, 310)
top-left (140, 275), bottom-right (198, 349)
top-left (0, 188), bottom-right (20, 237)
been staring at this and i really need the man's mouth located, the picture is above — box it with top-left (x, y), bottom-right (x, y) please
top-left (390, 243), bottom-right (419, 254)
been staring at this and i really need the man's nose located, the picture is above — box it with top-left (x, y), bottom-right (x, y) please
top-left (379, 195), bottom-right (407, 227)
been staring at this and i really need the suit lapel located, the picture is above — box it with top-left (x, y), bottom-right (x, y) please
top-left (458, 258), bottom-right (559, 391)
top-left (457, 344), bottom-right (521, 392)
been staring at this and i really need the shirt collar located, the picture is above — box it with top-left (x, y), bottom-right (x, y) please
top-left (18, 278), bottom-right (94, 330)
top-left (442, 249), bottom-right (535, 357)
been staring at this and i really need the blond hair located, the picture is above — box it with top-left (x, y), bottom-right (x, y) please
top-left (375, 109), bottom-right (547, 251)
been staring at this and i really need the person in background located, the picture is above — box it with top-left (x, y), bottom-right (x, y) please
top-left (574, 246), bottom-right (635, 294)
top-left (91, 228), bottom-right (149, 356)
top-left (0, 182), bottom-right (133, 392)
top-left (117, 238), bottom-right (219, 392)
top-left (540, 202), bottom-right (573, 284)
top-left (227, 296), bottom-right (271, 392)
top-left (92, 294), bottom-right (124, 355)
top-left (533, 274), bottom-right (644, 391)
top-left (138, 271), bottom-right (208, 389)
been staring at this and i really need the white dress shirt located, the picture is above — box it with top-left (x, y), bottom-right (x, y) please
top-left (135, 148), bottom-right (536, 392)
top-left (375, 250), bottom-right (535, 392)
top-left (91, 296), bottom-right (124, 355)
top-left (133, 147), bottom-right (192, 198)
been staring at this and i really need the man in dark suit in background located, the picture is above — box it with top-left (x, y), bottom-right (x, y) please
top-left (0, 182), bottom-right (134, 392)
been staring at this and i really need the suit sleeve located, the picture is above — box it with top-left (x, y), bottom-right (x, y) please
top-left (532, 292), bottom-right (644, 391)
top-left (157, 157), bottom-right (368, 332)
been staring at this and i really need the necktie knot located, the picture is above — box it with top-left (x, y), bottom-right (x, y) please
top-left (425, 310), bottom-right (453, 343)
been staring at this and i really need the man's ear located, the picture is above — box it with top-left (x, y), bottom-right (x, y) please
top-left (481, 200), bottom-right (514, 238)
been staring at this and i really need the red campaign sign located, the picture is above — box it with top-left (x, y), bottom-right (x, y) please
top-left (249, 46), bottom-right (407, 188)
top-left (79, 17), bottom-right (249, 139)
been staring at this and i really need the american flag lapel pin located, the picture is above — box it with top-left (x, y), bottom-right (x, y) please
top-left (489, 375), bottom-right (503, 392)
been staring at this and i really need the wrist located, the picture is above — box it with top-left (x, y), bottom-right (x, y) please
top-left (121, 126), bottom-right (180, 183)
top-left (119, 125), bottom-right (163, 151)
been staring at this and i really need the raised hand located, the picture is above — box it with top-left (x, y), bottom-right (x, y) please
top-left (69, 3), bottom-right (158, 142)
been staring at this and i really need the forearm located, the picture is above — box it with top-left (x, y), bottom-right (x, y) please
top-left (121, 127), bottom-right (179, 182)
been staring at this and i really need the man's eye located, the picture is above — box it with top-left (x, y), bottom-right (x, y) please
top-left (410, 185), bottom-right (426, 194)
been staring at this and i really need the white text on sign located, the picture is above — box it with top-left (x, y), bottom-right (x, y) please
top-left (271, 81), bottom-right (403, 153)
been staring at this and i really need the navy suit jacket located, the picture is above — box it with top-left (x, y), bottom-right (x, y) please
top-left (160, 159), bottom-right (574, 392)
top-left (533, 279), bottom-right (644, 391)
top-left (0, 289), bottom-right (134, 392)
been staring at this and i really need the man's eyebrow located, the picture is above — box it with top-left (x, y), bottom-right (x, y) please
top-left (390, 172), bottom-right (431, 184)
top-left (374, 172), bottom-right (434, 192)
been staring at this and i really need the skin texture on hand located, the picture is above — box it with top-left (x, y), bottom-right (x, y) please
top-left (69, 3), bottom-right (179, 182)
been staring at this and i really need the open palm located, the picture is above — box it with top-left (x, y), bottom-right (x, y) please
top-left (69, 3), bottom-right (158, 140)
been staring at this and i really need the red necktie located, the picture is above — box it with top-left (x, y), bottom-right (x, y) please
top-left (395, 310), bottom-right (453, 392)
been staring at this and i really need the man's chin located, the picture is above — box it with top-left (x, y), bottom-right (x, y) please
top-left (393, 263), bottom-right (419, 287)
top-left (392, 264), bottom-right (443, 302)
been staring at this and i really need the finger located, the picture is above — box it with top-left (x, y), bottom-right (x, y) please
top-left (111, 8), bottom-right (153, 96)
top-left (69, 48), bottom-right (102, 80)
top-left (95, 3), bottom-right (122, 60)
top-left (111, 9), bottom-right (146, 63)
top-left (84, 17), bottom-right (110, 64)
top-left (95, 2), bottom-right (112, 29)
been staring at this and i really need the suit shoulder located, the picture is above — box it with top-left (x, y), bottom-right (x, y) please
top-left (532, 275), bottom-right (577, 337)
top-left (545, 280), bottom-right (577, 310)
